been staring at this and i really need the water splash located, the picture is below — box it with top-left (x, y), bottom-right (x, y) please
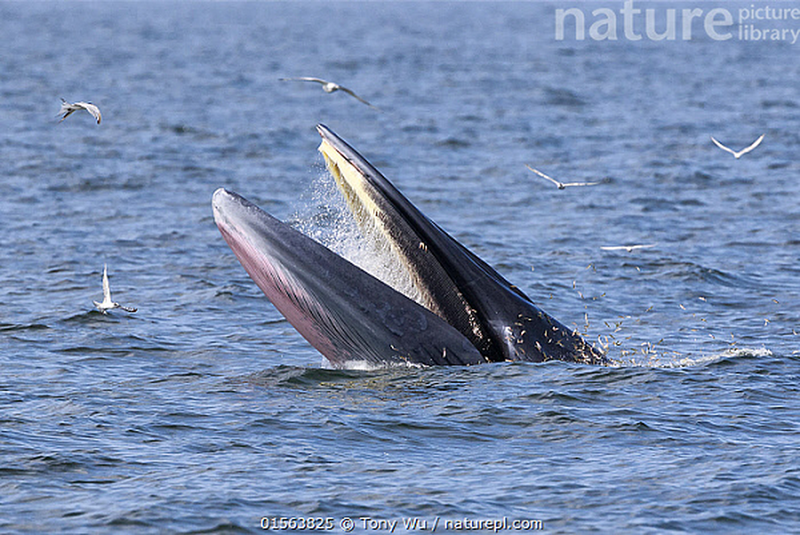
top-left (607, 346), bottom-right (772, 368)
top-left (292, 169), bottom-right (425, 306)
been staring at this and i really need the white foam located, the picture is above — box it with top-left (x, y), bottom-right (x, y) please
top-left (320, 355), bottom-right (424, 371)
top-left (609, 346), bottom-right (773, 368)
top-left (338, 359), bottom-right (425, 371)
top-left (293, 171), bottom-right (424, 305)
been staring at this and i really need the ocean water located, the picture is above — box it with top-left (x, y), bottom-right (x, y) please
top-left (1, 1), bottom-right (799, 533)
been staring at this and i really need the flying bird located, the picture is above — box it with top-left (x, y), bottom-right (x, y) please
top-left (93, 264), bottom-right (137, 314)
top-left (710, 134), bottom-right (764, 159)
top-left (600, 244), bottom-right (656, 252)
top-left (526, 165), bottom-right (600, 189)
top-left (279, 77), bottom-right (379, 110)
top-left (59, 98), bottom-right (102, 124)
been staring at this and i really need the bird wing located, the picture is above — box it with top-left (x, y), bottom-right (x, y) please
top-left (280, 77), bottom-right (327, 84)
top-left (563, 181), bottom-right (600, 187)
top-left (526, 165), bottom-right (562, 187)
top-left (710, 136), bottom-right (737, 156)
top-left (87, 104), bottom-right (101, 124)
top-left (76, 102), bottom-right (101, 124)
top-left (102, 264), bottom-right (112, 302)
top-left (601, 244), bottom-right (655, 251)
top-left (741, 133), bottom-right (765, 155)
top-left (338, 86), bottom-right (378, 109)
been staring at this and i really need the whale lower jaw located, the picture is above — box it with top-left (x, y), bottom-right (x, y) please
top-left (213, 188), bottom-right (487, 368)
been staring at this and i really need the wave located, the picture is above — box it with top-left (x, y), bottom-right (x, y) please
top-left (610, 346), bottom-right (773, 368)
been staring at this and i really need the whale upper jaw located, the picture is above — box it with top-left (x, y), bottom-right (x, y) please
top-left (315, 124), bottom-right (606, 366)
top-left (212, 125), bottom-right (606, 367)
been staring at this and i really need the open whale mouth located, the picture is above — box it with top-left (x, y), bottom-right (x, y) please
top-left (213, 125), bottom-right (606, 368)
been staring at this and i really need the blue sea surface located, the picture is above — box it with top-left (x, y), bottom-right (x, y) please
top-left (1, 1), bottom-right (799, 533)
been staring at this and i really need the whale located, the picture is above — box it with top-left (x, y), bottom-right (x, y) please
top-left (212, 125), bottom-right (606, 368)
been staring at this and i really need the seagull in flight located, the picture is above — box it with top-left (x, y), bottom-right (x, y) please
top-left (526, 165), bottom-right (600, 189)
top-left (600, 244), bottom-right (656, 252)
top-left (710, 134), bottom-right (764, 159)
top-left (279, 77), bottom-right (379, 110)
top-left (59, 98), bottom-right (102, 124)
top-left (93, 264), bottom-right (137, 314)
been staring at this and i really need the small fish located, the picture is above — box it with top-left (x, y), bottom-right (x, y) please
top-left (710, 134), bottom-right (764, 159)
top-left (59, 98), bottom-right (102, 124)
